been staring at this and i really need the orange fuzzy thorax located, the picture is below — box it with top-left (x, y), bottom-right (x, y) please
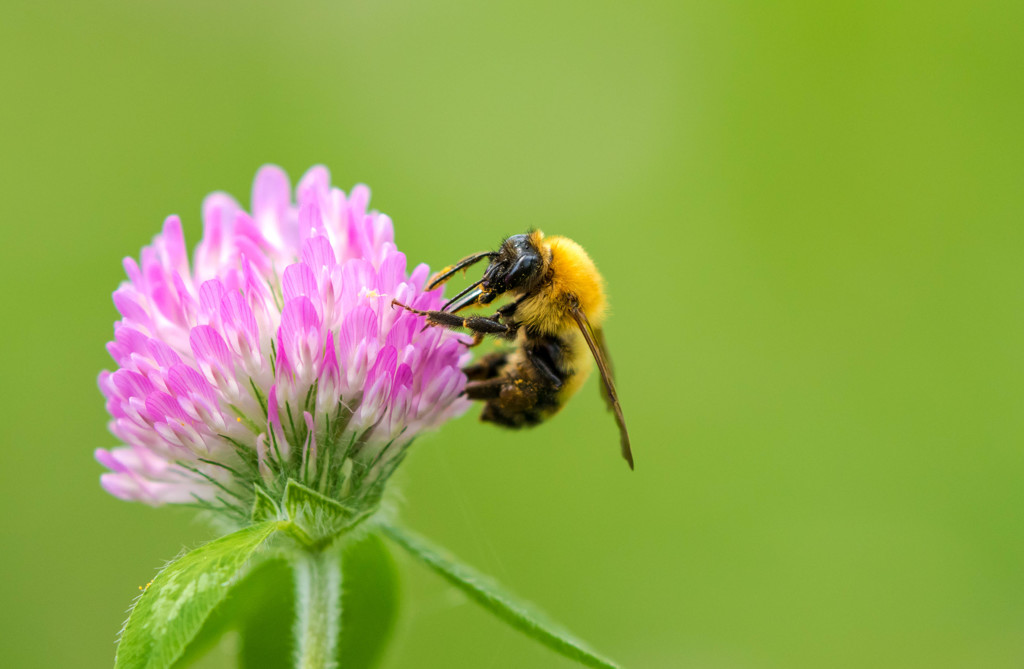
top-left (513, 232), bottom-right (607, 336)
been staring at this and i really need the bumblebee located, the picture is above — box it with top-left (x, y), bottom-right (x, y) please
top-left (393, 230), bottom-right (633, 469)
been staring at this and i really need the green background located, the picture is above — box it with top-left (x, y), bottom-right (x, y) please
top-left (2, 1), bottom-right (1022, 667)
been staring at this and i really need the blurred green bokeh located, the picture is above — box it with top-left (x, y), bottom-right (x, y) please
top-left (2, 1), bottom-right (1022, 667)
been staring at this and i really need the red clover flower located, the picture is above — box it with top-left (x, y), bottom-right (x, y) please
top-left (96, 165), bottom-right (470, 519)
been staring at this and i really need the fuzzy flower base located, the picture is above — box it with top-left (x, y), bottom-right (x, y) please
top-left (96, 165), bottom-right (470, 520)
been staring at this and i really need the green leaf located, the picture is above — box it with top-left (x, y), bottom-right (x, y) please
top-left (283, 479), bottom-right (368, 545)
top-left (380, 522), bottom-right (620, 669)
top-left (336, 533), bottom-right (400, 668)
top-left (251, 485), bottom-right (280, 523)
top-left (115, 521), bottom-right (281, 669)
top-left (171, 557), bottom-right (288, 668)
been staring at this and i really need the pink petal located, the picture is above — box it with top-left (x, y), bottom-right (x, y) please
top-left (377, 250), bottom-right (407, 292)
top-left (159, 215), bottom-right (190, 278)
top-left (198, 279), bottom-right (226, 325)
top-left (283, 262), bottom-right (321, 307)
top-left (252, 165), bottom-right (291, 227)
top-left (219, 291), bottom-right (261, 366)
top-left (297, 165), bottom-right (330, 203)
top-left (112, 288), bottom-right (149, 323)
top-left (301, 236), bottom-right (337, 274)
top-left (111, 369), bottom-right (157, 400)
top-left (279, 297), bottom-right (322, 384)
top-left (298, 197), bottom-right (324, 241)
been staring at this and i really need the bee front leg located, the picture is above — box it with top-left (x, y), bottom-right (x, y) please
top-left (392, 300), bottom-right (518, 341)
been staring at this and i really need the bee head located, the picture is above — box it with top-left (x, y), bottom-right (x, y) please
top-left (480, 233), bottom-right (545, 300)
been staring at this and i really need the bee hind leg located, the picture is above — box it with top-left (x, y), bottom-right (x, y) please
top-left (463, 352), bottom-right (509, 381)
top-left (464, 374), bottom-right (538, 411)
top-left (464, 378), bottom-right (505, 400)
top-left (466, 376), bottom-right (541, 428)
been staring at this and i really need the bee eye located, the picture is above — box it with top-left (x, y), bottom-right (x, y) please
top-left (506, 254), bottom-right (538, 288)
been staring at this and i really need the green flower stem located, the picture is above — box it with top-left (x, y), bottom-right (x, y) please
top-left (293, 548), bottom-right (342, 669)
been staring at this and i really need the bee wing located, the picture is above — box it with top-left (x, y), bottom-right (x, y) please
top-left (569, 303), bottom-right (634, 470)
top-left (593, 327), bottom-right (616, 410)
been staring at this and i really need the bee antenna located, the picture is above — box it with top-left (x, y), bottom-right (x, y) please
top-left (427, 252), bottom-right (497, 291)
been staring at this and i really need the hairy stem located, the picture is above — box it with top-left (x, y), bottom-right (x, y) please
top-left (293, 548), bottom-right (342, 669)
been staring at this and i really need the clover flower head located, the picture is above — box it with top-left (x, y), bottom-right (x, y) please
top-left (96, 165), bottom-right (470, 519)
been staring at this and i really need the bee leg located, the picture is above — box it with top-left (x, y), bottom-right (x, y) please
top-left (478, 379), bottom-right (539, 426)
top-left (525, 347), bottom-right (563, 390)
top-left (496, 298), bottom-right (522, 320)
top-left (466, 377), bottom-right (538, 420)
top-left (459, 314), bottom-right (518, 339)
top-left (464, 378), bottom-right (505, 400)
top-left (463, 352), bottom-right (508, 380)
top-left (393, 300), bottom-right (518, 340)
top-left (465, 313), bottom-right (509, 346)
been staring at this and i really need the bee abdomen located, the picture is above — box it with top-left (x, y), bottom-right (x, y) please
top-left (479, 378), bottom-right (564, 428)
